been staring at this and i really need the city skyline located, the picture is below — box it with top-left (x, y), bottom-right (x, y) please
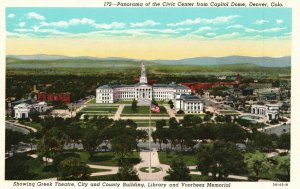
top-left (6, 8), bottom-right (291, 59)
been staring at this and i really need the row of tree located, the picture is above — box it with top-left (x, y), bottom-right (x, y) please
top-left (152, 116), bottom-right (290, 153)
top-left (164, 140), bottom-right (290, 181)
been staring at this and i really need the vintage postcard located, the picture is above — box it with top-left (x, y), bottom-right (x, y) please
top-left (1, 0), bottom-right (299, 188)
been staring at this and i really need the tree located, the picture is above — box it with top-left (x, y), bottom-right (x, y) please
top-left (204, 111), bottom-right (213, 122)
top-left (275, 154), bottom-right (290, 181)
top-left (156, 119), bottom-right (166, 130)
top-left (5, 129), bottom-right (26, 154)
top-left (131, 99), bottom-right (138, 113)
top-left (215, 123), bottom-right (247, 143)
top-left (81, 127), bottom-right (102, 159)
top-left (5, 154), bottom-right (36, 180)
top-left (169, 117), bottom-right (179, 130)
top-left (181, 115), bottom-right (202, 127)
top-left (277, 133), bottom-right (290, 152)
top-left (152, 129), bottom-right (168, 151)
top-left (197, 141), bottom-right (246, 179)
top-left (244, 151), bottom-right (271, 180)
top-left (165, 157), bottom-right (191, 181)
top-left (116, 162), bottom-right (139, 181)
top-left (37, 127), bottom-right (68, 165)
top-left (249, 132), bottom-right (275, 152)
top-left (168, 100), bottom-right (174, 109)
top-left (58, 157), bottom-right (91, 180)
top-left (28, 110), bottom-right (40, 123)
top-left (111, 134), bottom-right (137, 165)
top-left (197, 143), bottom-right (213, 176)
top-left (224, 115), bottom-right (232, 123)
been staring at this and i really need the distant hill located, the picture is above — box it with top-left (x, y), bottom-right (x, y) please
top-left (6, 55), bottom-right (291, 67)
top-left (155, 56), bottom-right (291, 67)
top-left (6, 54), bottom-right (135, 61)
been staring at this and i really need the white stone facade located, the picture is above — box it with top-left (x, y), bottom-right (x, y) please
top-left (96, 63), bottom-right (192, 105)
top-left (251, 104), bottom-right (279, 120)
top-left (14, 102), bottom-right (48, 119)
top-left (175, 94), bottom-right (204, 114)
top-left (14, 103), bottom-right (31, 119)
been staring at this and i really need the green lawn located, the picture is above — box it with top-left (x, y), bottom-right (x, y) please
top-left (88, 174), bottom-right (118, 181)
top-left (87, 99), bottom-right (96, 104)
top-left (90, 168), bottom-right (111, 173)
top-left (5, 154), bottom-right (56, 180)
top-left (140, 167), bottom-right (161, 173)
top-left (219, 110), bottom-right (240, 115)
top-left (122, 106), bottom-right (167, 115)
top-left (25, 122), bottom-right (43, 131)
top-left (133, 119), bottom-right (159, 127)
top-left (76, 151), bottom-right (140, 166)
top-left (191, 174), bottom-right (244, 181)
top-left (158, 151), bottom-right (197, 166)
top-left (81, 107), bottom-right (117, 112)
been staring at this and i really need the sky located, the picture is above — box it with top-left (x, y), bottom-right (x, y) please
top-left (6, 8), bottom-right (291, 59)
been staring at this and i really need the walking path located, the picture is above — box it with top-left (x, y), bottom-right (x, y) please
top-left (134, 148), bottom-right (170, 181)
top-left (5, 120), bottom-right (37, 133)
top-left (113, 104), bottom-right (125, 120)
top-left (163, 105), bottom-right (178, 121)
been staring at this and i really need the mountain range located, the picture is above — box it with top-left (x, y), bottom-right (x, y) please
top-left (7, 54), bottom-right (291, 67)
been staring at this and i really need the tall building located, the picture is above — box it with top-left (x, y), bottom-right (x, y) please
top-left (96, 63), bottom-right (203, 113)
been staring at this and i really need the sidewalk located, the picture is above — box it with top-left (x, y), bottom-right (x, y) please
top-left (134, 149), bottom-right (169, 181)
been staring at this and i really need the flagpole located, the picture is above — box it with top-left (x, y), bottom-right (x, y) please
top-left (149, 101), bottom-right (152, 174)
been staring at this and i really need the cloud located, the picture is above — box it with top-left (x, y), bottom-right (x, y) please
top-left (226, 24), bottom-right (245, 29)
top-left (212, 32), bottom-right (240, 39)
top-left (276, 19), bottom-right (283, 24)
top-left (206, 33), bottom-right (217, 36)
top-left (40, 18), bottom-right (126, 29)
top-left (14, 27), bottom-right (71, 36)
top-left (40, 21), bottom-right (69, 28)
top-left (193, 26), bottom-right (213, 33)
top-left (18, 22), bottom-right (26, 27)
top-left (227, 24), bottom-right (286, 33)
top-left (245, 27), bottom-right (286, 33)
top-left (27, 12), bottom-right (45, 20)
top-left (6, 31), bottom-right (33, 38)
top-left (130, 20), bottom-right (160, 27)
top-left (167, 15), bottom-right (240, 26)
top-left (69, 18), bottom-right (96, 25)
top-left (8, 13), bottom-right (15, 18)
top-left (255, 20), bottom-right (269, 25)
top-left (94, 22), bottom-right (126, 29)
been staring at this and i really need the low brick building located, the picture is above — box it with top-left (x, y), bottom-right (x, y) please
top-left (37, 92), bottom-right (71, 104)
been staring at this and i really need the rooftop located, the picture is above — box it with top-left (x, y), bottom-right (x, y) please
top-left (181, 94), bottom-right (201, 101)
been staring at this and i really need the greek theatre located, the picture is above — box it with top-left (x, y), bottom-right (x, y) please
top-left (96, 63), bottom-right (203, 113)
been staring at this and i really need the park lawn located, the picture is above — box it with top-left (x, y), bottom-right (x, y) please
top-left (114, 101), bottom-right (133, 104)
top-left (158, 151), bottom-right (197, 166)
top-left (190, 174), bottom-right (244, 181)
top-left (122, 106), bottom-right (167, 115)
top-left (87, 99), bottom-right (96, 104)
top-left (26, 122), bottom-right (43, 131)
top-left (90, 168), bottom-right (111, 173)
top-left (115, 100), bottom-right (167, 105)
top-left (76, 151), bottom-right (140, 166)
top-left (219, 110), bottom-right (240, 115)
top-left (133, 119), bottom-right (159, 127)
top-left (81, 107), bottom-right (117, 112)
top-left (5, 155), bottom-right (56, 180)
top-left (88, 174), bottom-right (118, 181)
